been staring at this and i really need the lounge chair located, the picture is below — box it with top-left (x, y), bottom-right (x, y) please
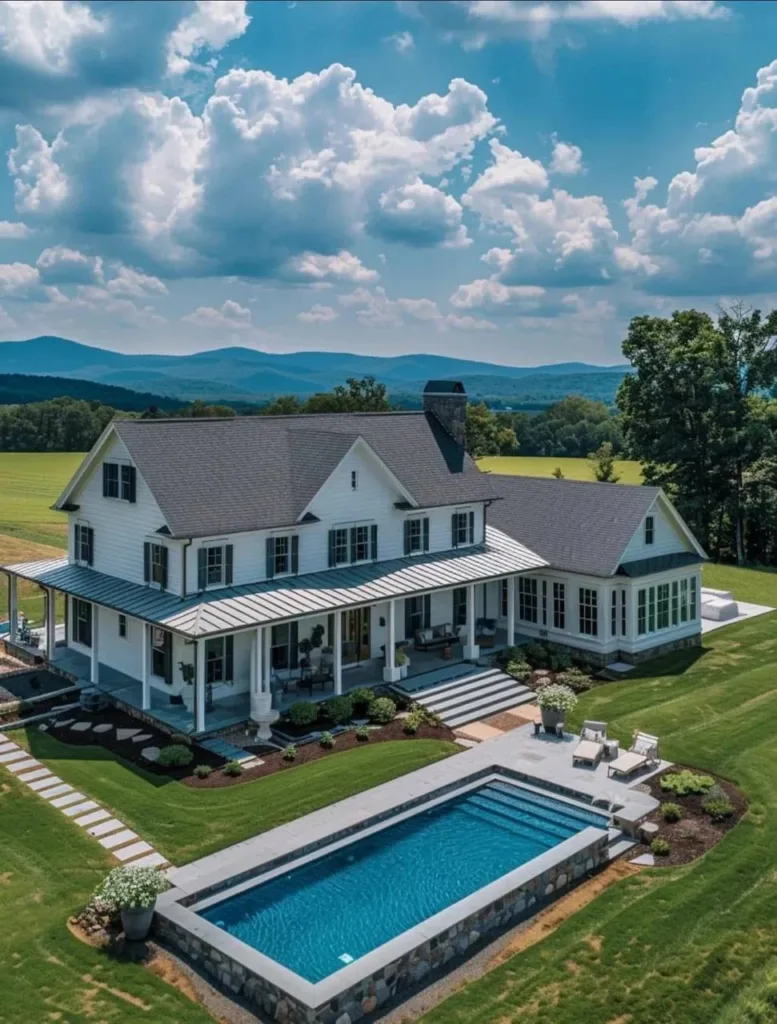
top-left (573, 720), bottom-right (607, 766)
top-left (607, 731), bottom-right (660, 778)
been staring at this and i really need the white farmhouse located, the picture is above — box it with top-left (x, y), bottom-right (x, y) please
top-left (2, 381), bottom-right (706, 736)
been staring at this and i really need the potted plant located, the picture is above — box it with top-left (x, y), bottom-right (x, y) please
top-left (93, 865), bottom-right (168, 941)
top-left (396, 647), bottom-right (409, 679)
top-left (536, 683), bottom-right (577, 732)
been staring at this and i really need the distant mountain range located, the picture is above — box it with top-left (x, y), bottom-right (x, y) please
top-left (0, 336), bottom-right (630, 406)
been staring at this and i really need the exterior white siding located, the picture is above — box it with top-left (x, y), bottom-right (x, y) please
top-left (621, 498), bottom-right (695, 563)
top-left (68, 435), bottom-right (181, 594)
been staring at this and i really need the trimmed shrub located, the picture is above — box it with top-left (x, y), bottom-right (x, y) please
top-left (193, 764), bottom-right (213, 779)
top-left (661, 802), bottom-right (682, 823)
top-left (368, 696), bottom-right (397, 724)
top-left (660, 771), bottom-right (715, 797)
top-left (282, 744), bottom-right (297, 762)
top-left (355, 725), bottom-right (370, 742)
top-left (403, 717), bottom-right (419, 735)
top-left (555, 667), bottom-right (594, 693)
top-left (349, 687), bottom-right (375, 713)
top-left (407, 704), bottom-right (441, 728)
top-left (319, 731), bottom-right (335, 749)
top-left (223, 760), bottom-right (244, 777)
top-left (506, 658), bottom-right (531, 682)
top-left (651, 837), bottom-right (671, 856)
top-left (287, 701), bottom-right (318, 727)
top-left (169, 732), bottom-right (192, 747)
top-left (321, 695), bottom-right (354, 725)
top-left (701, 785), bottom-right (734, 822)
top-left (549, 651), bottom-right (573, 672)
top-left (156, 744), bottom-right (193, 768)
top-left (524, 643), bottom-right (550, 669)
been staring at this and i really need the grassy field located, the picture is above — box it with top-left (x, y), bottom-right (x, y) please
top-left (17, 736), bottom-right (458, 865)
top-left (422, 569), bottom-right (777, 1024)
top-left (478, 455), bottom-right (644, 483)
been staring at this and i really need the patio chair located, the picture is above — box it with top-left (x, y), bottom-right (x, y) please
top-left (607, 731), bottom-right (660, 778)
top-left (573, 720), bottom-right (607, 766)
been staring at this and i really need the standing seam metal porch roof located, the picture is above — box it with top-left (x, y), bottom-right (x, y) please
top-left (4, 526), bottom-right (545, 639)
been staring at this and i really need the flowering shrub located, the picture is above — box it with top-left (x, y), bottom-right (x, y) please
top-left (368, 696), bottom-right (397, 724)
top-left (536, 684), bottom-right (578, 713)
top-left (93, 865), bottom-right (168, 911)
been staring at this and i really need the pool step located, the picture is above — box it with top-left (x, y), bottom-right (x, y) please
top-left (487, 781), bottom-right (606, 832)
top-left (467, 794), bottom-right (573, 844)
top-left (412, 668), bottom-right (535, 729)
top-left (459, 802), bottom-right (565, 847)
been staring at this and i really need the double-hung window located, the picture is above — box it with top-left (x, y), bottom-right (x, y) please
top-left (579, 588), bottom-right (598, 636)
top-left (352, 525), bottom-right (370, 562)
top-left (74, 523), bottom-right (94, 565)
top-left (404, 517), bottom-right (429, 555)
top-left (638, 590), bottom-right (647, 635)
top-left (331, 528), bottom-right (349, 566)
top-left (501, 579), bottom-right (509, 618)
top-left (118, 614), bottom-right (128, 639)
top-left (452, 587), bottom-right (468, 627)
top-left (621, 589), bottom-right (627, 636)
top-left (327, 524), bottom-right (378, 567)
top-left (205, 636), bottom-right (234, 685)
top-left (197, 544), bottom-right (233, 590)
top-left (102, 461), bottom-right (136, 502)
top-left (144, 542), bottom-right (168, 589)
top-left (72, 599), bottom-right (92, 647)
top-left (671, 580), bottom-right (679, 625)
top-left (553, 582), bottom-right (566, 630)
top-left (151, 626), bottom-right (172, 682)
top-left (451, 510), bottom-right (475, 548)
top-left (518, 577), bottom-right (538, 623)
top-left (645, 515), bottom-right (655, 545)
top-left (657, 583), bottom-right (670, 630)
top-left (648, 586), bottom-right (656, 632)
top-left (271, 622), bottom-right (299, 671)
top-left (611, 591), bottom-right (618, 637)
top-left (266, 535), bottom-right (299, 578)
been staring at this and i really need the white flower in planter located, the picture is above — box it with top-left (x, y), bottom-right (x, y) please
top-left (536, 683), bottom-right (578, 714)
top-left (93, 865), bottom-right (168, 912)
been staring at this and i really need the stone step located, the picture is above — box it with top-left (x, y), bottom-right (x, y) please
top-left (28, 775), bottom-right (64, 792)
top-left (18, 767), bottom-right (52, 783)
top-left (99, 828), bottom-right (138, 850)
top-left (113, 840), bottom-right (153, 863)
top-left (422, 676), bottom-right (527, 714)
top-left (40, 783), bottom-right (74, 800)
top-left (62, 799), bottom-right (99, 818)
top-left (0, 749), bottom-right (31, 764)
top-left (130, 851), bottom-right (169, 869)
top-left (411, 668), bottom-right (506, 703)
top-left (74, 809), bottom-right (111, 828)
top-left (50, 791), bottom-right (87, 809)
top-left (6, 758), bottom-right (41, 774)
top-left (88, 818), bottom-right (126, 838)
top-left (445, 689), bottom-right (536, 729)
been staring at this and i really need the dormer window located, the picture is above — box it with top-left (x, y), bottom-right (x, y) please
top-left (103, 461), bottom-right (136, 502)
top-left (351, 470), bottom-right (359, 491)
top-left (74, 523), bottom-right (94, 566)
top-left (451, 510), bottom-right (475, 548)
top-left (645, 515), bottom-right (655, 545)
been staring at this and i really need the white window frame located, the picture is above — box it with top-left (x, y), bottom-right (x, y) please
top-left (406, 517), bottom-right (423, 555)
top-left (332, 527), bottom-right (349, 566)
top-left (149, 543), bottom-right (167, 588)
top-left (74, 521), bottom-right (92, 565)
top-left (352, 524), bottom-right (370, 563)
top-left (205, 544), bottom-right (225, 588)
top-left (351, 470), bottom-right (359, 491)
top-left (118, 613), bottom-right (128, 640)
top-left (579, 587), bottom-right (598, 637)
top-left (453, 510), bottom-right (471, 547)
top-left (645, 515), bottom-right (655, 545)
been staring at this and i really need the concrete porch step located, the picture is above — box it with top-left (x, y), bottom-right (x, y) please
top-left (421, 675), bottom-right (525, 714)
top-left (405, 667), bottom-right (504, 702)
top-left (445, 688), bottom-right (536, 729)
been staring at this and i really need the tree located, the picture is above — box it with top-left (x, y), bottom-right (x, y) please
top-left (305, 377), bottom-right (390, 413)
top-left (465, 402), bottom-right (518, 458)
top-left (588, 441), bottom-right (620, 483)
top-left (552, 466), bottom-right (564, 479)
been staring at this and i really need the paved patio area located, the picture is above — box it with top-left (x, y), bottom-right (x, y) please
top-left (701, 600), bottom-right (774, 634)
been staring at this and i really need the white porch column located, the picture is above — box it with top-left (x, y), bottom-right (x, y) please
top-left (90, 603), bottom-right (99, 684)
top-left (141, 623), bottom-right (150, 710)
top-left (333, 612), bottom-right (343, 695)
top-left (463, 583), bottom-right (479, 662)
top-left (8, 574), bottom-right (17, 642)
top-left (195, 638), bottom-right (206, 733)
top-left (250, 630), bottom-right (258, 694)
top-left (251, 626), bottom-right (271, 720)
top-left (46, 587), bottom-right (56, 659)
top-left (262, 626), bottom-right (271, 694)
top-left (506, 576), bottom-right (515, 648)
top-left (383, 599), bottom-right (401, 683)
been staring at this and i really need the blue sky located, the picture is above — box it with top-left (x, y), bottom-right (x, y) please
top-left (1, 0), bottom-right (777, 366)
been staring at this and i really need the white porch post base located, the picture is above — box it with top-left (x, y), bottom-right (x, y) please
top-left (462, 644), bottom-right (480, 662)
top-left (250, 692), bottom-right (279, 740)
top-left (8, 574), bottom-right (18, 642)
top-left (383, 665), bottom-right (402, 683)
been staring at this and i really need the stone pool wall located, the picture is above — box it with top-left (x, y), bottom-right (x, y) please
top-left (155, 831), bottom-right (609, 1024)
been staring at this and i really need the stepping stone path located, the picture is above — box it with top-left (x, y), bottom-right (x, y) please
top-left (38, 723), bottom-right (49, 732)
top-left (70, 721), bottom-right (92, 732)
top-left (131, 733), bottom-right (153, 744)
top-left (0, 736), bottom-right (170, 870)
top-left (630, 853), bottom-right (656, 867)
top-left (54, 719), bottom-right (75, 728)
top-left (93, 723), bottom-right (113, 734)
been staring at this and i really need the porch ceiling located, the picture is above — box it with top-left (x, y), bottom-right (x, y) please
top-left (3, 525), bottom-right (544, 639)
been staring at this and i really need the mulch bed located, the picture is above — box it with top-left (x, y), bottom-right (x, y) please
top-left (183, 719), bottom-right (456, 789)
top-left (630, 765), bottom-right (747, 867)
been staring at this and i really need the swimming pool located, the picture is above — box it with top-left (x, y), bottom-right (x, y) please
top-left (198, 780), bottom-right (608, 983)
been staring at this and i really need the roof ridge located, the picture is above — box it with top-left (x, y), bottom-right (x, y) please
top-left (490, 473), bottom-right (658, 492)
top-left (115, 410), bottom-right (425, 425)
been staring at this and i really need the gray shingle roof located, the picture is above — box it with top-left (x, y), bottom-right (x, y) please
top-left (110, 412), bottom-right (497, 539)
top-left (486, 475), bottom-right (665, 577)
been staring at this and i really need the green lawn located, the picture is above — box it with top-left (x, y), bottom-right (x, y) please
top-left (17, 735), bottom-right (458, 865)
top-left (703, 561), bottom-right (777, 607)
top-left (477, 455), bottom-right (644, 484)
top-left (422, 601), bottom-right (777, 1024)
top-left (0, 773), bottom-right (213, 1024)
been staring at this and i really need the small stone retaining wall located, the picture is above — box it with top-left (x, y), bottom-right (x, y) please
top-left (155, 832), bottom-right (609, 1024)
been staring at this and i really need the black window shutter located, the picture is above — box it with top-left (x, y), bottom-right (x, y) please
top-left (451, 513), bottom-right (458, 547)
top-left (291, 535), bottom-right (299, 574)
top-left (85, 601), bottom-right (93, 647)
top-left (328, 530), bottom-right (336, 567)
top-left (403, 520), bottom-right (411, 555)
top-left (225, 634), bottom-right (234, 680)
top-left (160, 546), bottom-right (168, 589)
top-left (327, 612), bottom-right (335, 646)
top-left (225, 544), bottom-right (233, 585)
top-left (127, 465), bottom-right (136, 503)
top-left (468, 511), bottom-right (475, 544)
top-left (350, 527), bottom-right (357, 564)
top-left (86, 527), bottom-right (94, 566)
top-left (266, 537), bottom-right (274, 579)
top-left (102, 463), bottom-right (109, 497)
top-left (143, 542), bottom-right (150, 583)
top-left (423, 517), bottom-right (430, 552)
top-left (197, 548), bottom-right (206, 590)
top-left (370, 524), bottom-right (378, 561)
top-left (423, 594), bottom-right (431, 629)
top-left (163, 630), bottom-right (173, 685)
top-left (74, 523), bottom-right (80, 559)
top-left (290, 621), bottom-right (299, 669)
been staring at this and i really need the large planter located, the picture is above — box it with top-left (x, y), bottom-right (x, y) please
top-left (540, 707), bottom-right (565, 732)
top-left (121, 905), bottom-right (155, 941)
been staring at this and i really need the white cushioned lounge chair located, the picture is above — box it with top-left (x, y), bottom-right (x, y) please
top-left (573, 720), bottom-right (607, 766)
top-left (607, 731), bottom-right (660, 778)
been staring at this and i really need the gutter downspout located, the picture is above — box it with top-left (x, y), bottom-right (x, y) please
top-left (181, 538), bottom-right (192, 599)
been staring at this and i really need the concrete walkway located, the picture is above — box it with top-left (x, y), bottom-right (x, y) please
top-left (0, 729), bottom-right (169, 869)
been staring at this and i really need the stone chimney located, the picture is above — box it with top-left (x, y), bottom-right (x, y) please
top-left (423, 380), bottom-right (467, 447)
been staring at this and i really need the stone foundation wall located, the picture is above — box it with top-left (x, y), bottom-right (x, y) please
top-left (155, 833), bottom-right (609, 1024)
top-left (539, 631), bottom-right (702, 669)
top-left (622, 632), bottom-right (702, 664)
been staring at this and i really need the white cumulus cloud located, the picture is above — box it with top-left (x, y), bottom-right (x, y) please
top-left (182, 299), bottom-right (252, 329)
top-left (298, 304), bottom-right (339, 324)
top-left (550, 136), bottom-right (583, 175)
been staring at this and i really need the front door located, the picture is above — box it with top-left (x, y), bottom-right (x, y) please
top-left (342, 608), bottom-right (371, 664)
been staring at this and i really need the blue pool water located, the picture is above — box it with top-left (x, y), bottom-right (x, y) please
top-left (199, 781), bottom-right (607, 983)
